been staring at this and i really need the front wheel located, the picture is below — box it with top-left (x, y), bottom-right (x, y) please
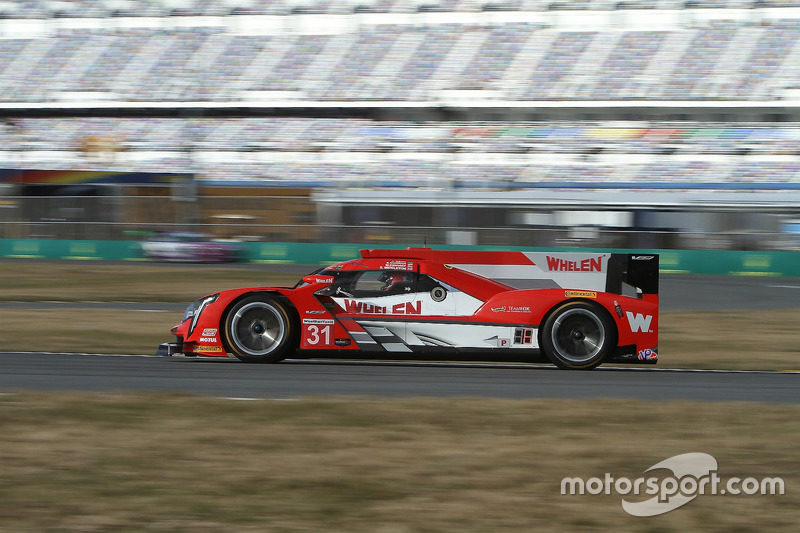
top-left (540, 301), bottom-right (615, 370)
top-left (222, 295), bottom-right (296, 363)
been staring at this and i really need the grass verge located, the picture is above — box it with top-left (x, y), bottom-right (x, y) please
top-left (0, 393), bottom-right (796, 533)
top-left (0, 260), bottom-right (300, 303)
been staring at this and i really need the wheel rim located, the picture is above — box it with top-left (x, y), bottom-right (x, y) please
top-left (230, 302), bottom-right (285, 356)
top-left (550, 308), bottom-right (605, 364)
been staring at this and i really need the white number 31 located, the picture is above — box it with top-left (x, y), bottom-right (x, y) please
top-left (306, 324), bottom-right (332, 346)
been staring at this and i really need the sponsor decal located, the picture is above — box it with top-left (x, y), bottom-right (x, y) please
top-left (195, 346), bottom-right (223, 353)
top-left (389, 301), bottom-right (422, 315)
top-left (638, 348), bottom-right (658, 361)
top-left (335, 338), bottom-right (351, 347)
top-left (306, 310), bottom-right (327, 315)
top-left (632, 255), bottom-right (655, 261)
top-left (310, 276), bottom-right (334, 284)
top-left (565, 290), bottom-right (597, 298)
top-left (303, 318), bottom-right (336, 325)
top-left (626, 311), bottom-right (654, 333)
top-left (199, 337), bottom-right (218, 343)
top-left (344, 299), bottom-right (422, 315)
top-left (383, 260), bottom-right (414, 270)
top-left (201, 328), bottom-right (218, 336)
top-left (546, 255), bottom-right (603, 272)
top-left (491, 305), bottom-right (531, 313)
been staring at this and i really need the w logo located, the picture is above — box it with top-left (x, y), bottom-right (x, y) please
top-left (626, 311), bottom-right (653, 333)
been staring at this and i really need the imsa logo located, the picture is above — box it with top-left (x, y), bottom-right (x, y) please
top-left (626, 311), bottom-right (653, 333)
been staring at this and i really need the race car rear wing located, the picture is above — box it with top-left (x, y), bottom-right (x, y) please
top-left (361, 248), bottom-right (659, 297)
top-left (606, 253), bottom-right (659, 297)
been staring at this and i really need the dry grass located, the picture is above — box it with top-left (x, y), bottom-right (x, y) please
top-left (0, 260), bottom-right (299, 302)
top-left (659, 309), bottom-right (800, 370)
top-left (0, 309), bottom-right (173, 355)
top-left (0, 393), bottom-right (796, 532)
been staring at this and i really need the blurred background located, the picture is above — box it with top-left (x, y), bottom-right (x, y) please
top-left (2, 0), bottom-right (800, 251)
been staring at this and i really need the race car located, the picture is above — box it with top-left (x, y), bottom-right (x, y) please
top-left (157, 248), bottom-right (659, 370)
top-left (141, 232), bottom-right (241, 263)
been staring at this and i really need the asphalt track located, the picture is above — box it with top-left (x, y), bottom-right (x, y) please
top-left (1, 273), bottom-right (799, 402)
top-left (1, 352), bottom-right (798, 403)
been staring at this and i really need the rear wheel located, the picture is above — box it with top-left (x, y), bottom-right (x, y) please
top-left (540, 301), bottom-right (615, 370)
top-left (223, 295), bottom-right (296, 363)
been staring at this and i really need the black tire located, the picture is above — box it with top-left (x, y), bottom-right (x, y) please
top-left (222, 294), bottom-right (296, 363)
top-left (540, 301), bottom-right (615, 370)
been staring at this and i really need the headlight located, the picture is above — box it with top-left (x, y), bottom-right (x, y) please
top-left (184, 294), bottom-right (219, 336)
top-left (183, 300), bottom-right (201, 323)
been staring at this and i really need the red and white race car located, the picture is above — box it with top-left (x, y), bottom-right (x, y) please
top-left (141, 232), bottom-right (241, 263)
top-left (158, 248), bottom-right (659, 370)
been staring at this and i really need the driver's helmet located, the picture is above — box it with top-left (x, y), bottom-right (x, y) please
top-left (380, 272), bottom-right (406, 291)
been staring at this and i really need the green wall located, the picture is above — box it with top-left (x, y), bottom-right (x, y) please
top-left (0, 239), bottom-right (142, 261)
top-left (0, 238), bottom-right (798, 276)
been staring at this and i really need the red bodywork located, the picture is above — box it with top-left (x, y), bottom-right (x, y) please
top-left (169, 248), bottom-right (659, 367)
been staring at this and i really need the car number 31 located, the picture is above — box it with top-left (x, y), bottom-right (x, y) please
top-left (304, 322), bottom-right (334, 346)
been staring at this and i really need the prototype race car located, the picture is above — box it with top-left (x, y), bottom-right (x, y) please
top-left (158, 248), bottom-right (659, 370)
top-left (141, 232), bottom-right (241, 263)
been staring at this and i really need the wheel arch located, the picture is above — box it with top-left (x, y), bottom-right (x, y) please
top-left (537, 297), bottom-right (619, 365)
top-left (219, 290), bottom-right (300, 355)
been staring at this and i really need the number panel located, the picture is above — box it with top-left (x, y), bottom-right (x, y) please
top-left (302, 320), bottom-right (334, 348)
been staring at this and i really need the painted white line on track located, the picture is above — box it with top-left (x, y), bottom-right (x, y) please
top-left (284, 359), bottom-right (798, 375)
top-left (223, 397), bottom-right (264, 401)
top-left (3, 351), bottom-right (220, 360)
top-left (7, 351), bottom-right (156, 358)
top-left (221, 397), bottom-right (299, 402)
top-left (2, 353), bottom-right (798, 375)
top-left (598, 366), bottom-right (800, 375)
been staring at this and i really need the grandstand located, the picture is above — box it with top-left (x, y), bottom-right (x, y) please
top-left (2, 0), bottom-right (800, 249)
top-left (1, 2), bottom-right (800, 105)
top-left (3, 117), bottom-right (800, 187)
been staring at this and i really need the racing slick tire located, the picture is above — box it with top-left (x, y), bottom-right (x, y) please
top-left (540, 301), bottom-right (616, 370)
top-left (222, 294), bottom-right (297, 363)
